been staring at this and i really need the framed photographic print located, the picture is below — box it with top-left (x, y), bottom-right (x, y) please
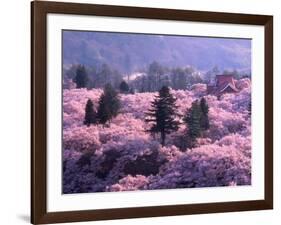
top-left (31, 1), bottom-right (273, 224)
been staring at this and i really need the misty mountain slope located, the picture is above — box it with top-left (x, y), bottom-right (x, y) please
top-left (63, 30), bottom-right (251, 73)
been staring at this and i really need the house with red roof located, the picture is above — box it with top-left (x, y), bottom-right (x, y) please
top-left (207, 75), bottom-right (239, 96)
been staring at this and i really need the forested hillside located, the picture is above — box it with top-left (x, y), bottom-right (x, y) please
top-left (63, 31), bottom-right (251, 73)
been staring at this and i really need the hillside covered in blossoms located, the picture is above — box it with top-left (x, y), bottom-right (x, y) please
top-left (63, 78), bottom-right (251, 194)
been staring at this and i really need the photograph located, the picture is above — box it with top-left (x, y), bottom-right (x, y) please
top-left (62, 30), bottom-right (252, 194)
top-left (29, 1), bottom-right (274, 223)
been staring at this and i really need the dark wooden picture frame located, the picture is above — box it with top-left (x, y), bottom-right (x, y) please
top-left (31, 1), bottom-right (273, 224)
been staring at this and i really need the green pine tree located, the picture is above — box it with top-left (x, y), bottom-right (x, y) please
top-left (119, 80), bottom-right (130, 93)
top-left (199, 97), bottom-right (210, 130)
top-left (96, 93), bottom-right (111, 125)
top-left (74, 65), bottom-right (88, 88)
top-left (104, 83), bottom-right (120, 118)
top-left (97, 84), bottom-right (120, 125)
top-left (184, 100), bottom-right (202, 146)
top-left (145, 86), bottom-right (180, 146)
top-left (83, 99), bottom-right (97, 126)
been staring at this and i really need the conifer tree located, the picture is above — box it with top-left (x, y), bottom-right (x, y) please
top-left (83, 99), bottom-right (97, 126)
top-left (104, 83), bottom-right (120, 118)
top-left (74, 65), bottom-right (88, 88)
top-left (199, 97), bottom-right (210, 130)
top-left (96, 93), bottom-right (111, 125)
top-left (184, 100), bottom-right (202, 146)
top-left (119, 80), bottom-right (130, 93)
top-left (129, 88), bottom-right (135, 94)
top-left (145, 86), bottom-right (180, 146)
top-left (97, 84), bottom-right (120, 125)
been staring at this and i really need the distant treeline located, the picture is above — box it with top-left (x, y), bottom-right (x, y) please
top-left (63, 61), bottom-right (251, 92)
top-left (64, 63), bottom-right (123, 90)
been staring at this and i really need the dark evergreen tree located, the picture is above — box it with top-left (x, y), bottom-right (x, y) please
top-left (74, 65), bottom-right (88, 88)
top-left (184, 100), bottom-right (202, 146)
top-left (83, 99), bottom-right (97, 126)
top-left (145, 86), bottom-right (180, 146)
top-left (199, 97), bottom-right (210, 130)
top-left (119, 80), bottom-right (130, 93)
top-left (104, 83), bottom-right (120, 118)
top-left (97, 84), bottom-right (121, 125)
top-left (96, 93), bottom-right (111, 125)
top-left (129, 88), bottom-right (135, 94)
